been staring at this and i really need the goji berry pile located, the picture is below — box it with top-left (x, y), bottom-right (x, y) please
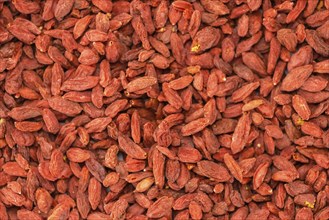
top-left (1, 0), bottom-right (329, 219)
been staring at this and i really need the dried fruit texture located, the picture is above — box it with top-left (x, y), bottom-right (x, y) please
top-left (305, 30), bottom-right (329, 57)
top-left (1, 0), bottom-right (329, 219)
top-left (126, 76), bottom-right (158, 93)
top-left (147, 196), bottom-right (174, 218)
top-left (118, 134), bottom-right (147, 159)
top-left (231, 82), bottom-right (260, 103)
top-left (292, 95), bottom-right (311, 121)
top-left (190, 27), bottom-right (220, 54)
top-left (223, 153), bottom-right (243, 183)
top-left (48, 96), bottom-right (82, 117)
top-left (242, 52), bottom-right (266, 76)
top-left (200, 0), bottom-right (229, 15)
top-left (281, 65), bottom-right (313, 92)
top-left (231, 113), bottom-right (251, 154)
top-left (54, 0), bottom-right (74, 21)
top-left (197, 160), bottom-right (231, 182)
top-left (277, 29), bottom-right (298, 52)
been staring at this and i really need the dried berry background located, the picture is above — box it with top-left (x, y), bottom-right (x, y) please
top-left (0, 0), bottom-right (329, 219)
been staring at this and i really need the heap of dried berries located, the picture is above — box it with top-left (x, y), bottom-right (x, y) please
top-left (1, 0), bottom-right (329, 219)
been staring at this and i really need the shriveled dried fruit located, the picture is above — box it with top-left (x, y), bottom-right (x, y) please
top-left (292, 95), bottom-right (311, 121)
top-left (197, 160), bottom-right (231, 182)
top-left (281, 65), bottom-right (313, 92)
top-left (1, 0), bottom-right (329, 219)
